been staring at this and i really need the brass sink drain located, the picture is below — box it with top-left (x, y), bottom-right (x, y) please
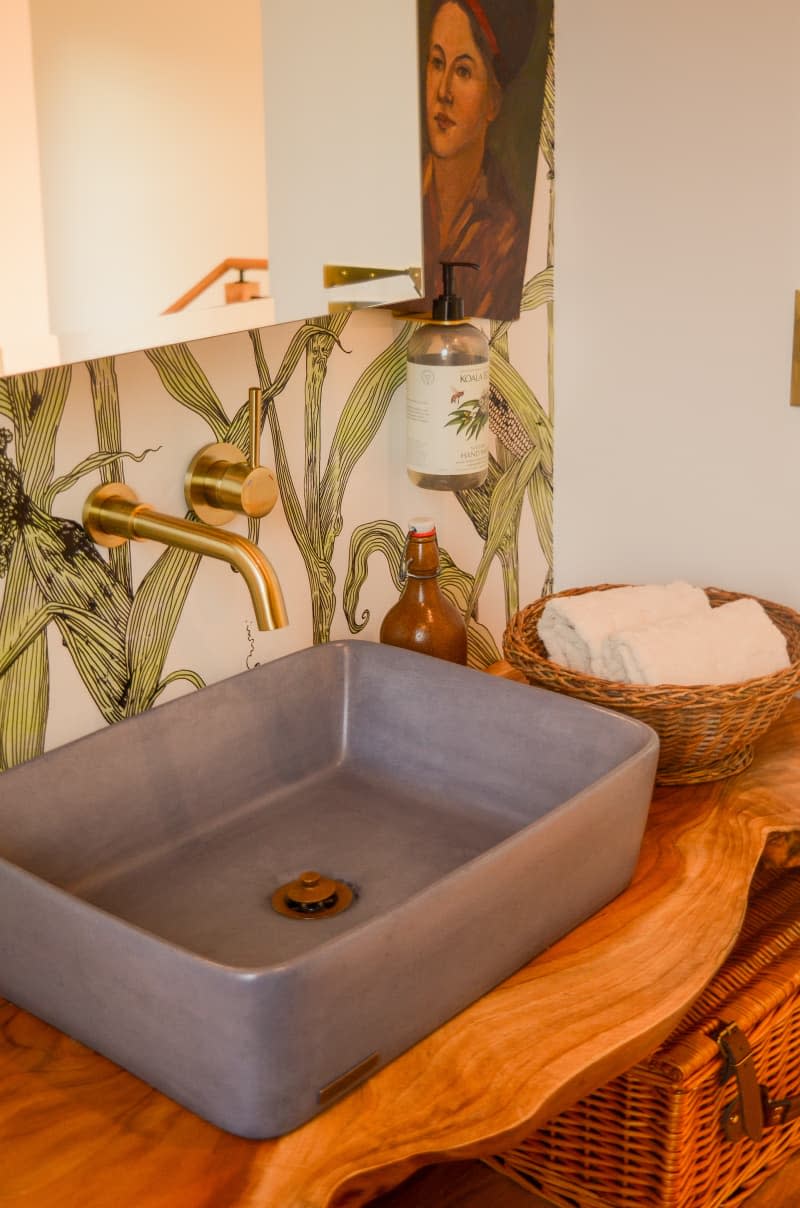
top-left (271, 871), bottom-right (354, 920)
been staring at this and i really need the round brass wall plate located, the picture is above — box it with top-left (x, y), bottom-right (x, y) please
top-left (184, 442), bottom-right (245, 525)
top-left (271, 871), bottom-right (354, 920)
top-left (83, 482), bottom-right (140, 547)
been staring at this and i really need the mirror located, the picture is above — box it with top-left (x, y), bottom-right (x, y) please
top-left (1, 0), bottom-right (422, 375)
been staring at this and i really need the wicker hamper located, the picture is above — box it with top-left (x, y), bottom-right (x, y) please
top-left (492, 867), bottom-right (800, 1208)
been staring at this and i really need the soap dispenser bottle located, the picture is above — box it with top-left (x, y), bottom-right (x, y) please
top-left (406, 260), bottom-right (490, 491)
top-left (379, 518), bottom-right (467, 664)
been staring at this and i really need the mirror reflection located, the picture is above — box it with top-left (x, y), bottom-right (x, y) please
top-left (7, 0), bottom-right (422, 373)
top-left (29, 0), bottom-right (271, 338)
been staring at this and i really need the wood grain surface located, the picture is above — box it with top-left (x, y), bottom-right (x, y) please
top-left (3, 702), bottom-right (800, 1207)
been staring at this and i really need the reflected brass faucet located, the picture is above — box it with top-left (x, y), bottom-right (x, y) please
top-left (83, 483), bottom-right (288, 631)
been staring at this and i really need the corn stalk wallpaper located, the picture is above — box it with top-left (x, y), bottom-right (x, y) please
top-left (0, 36), bottom-right (553, 772)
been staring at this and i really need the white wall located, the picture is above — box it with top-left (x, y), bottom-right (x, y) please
top-left (554, 0), bottom-right (800, 609)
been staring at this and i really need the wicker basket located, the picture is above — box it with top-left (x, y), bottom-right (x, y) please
top-left (502, 586), bottom-right (800, 786)
top-left (492, 866), bottom-right (800, 1208)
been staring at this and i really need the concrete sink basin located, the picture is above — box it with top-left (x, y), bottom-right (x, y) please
top-left (0, 640), bottom-right (658, 1138)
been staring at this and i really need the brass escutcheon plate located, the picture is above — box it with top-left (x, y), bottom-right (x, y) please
top-left (184, 442), bottom-right (245, 525)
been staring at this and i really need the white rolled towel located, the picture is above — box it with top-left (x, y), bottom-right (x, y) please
top-left (602, 597), bottom-right (790, 686)
top-left (537, 582), bottom-right (711, 678)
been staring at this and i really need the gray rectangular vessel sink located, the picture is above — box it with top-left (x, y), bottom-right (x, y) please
top-left (0, 640), bottom-right (658, 1138)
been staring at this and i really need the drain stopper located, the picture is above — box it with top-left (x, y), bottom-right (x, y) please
top-left (271, 870), bottom-right (354, 920)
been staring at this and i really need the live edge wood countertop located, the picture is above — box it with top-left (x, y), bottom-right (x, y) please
top-left (3, 698), bottom-right (800, 1208)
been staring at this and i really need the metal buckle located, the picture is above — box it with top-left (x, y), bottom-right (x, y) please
top-left (717, 1021), bottom-right (765, 1143)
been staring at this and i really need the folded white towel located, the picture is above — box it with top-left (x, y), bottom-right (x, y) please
top-left (602, 597), bottom-right (790, 685)
top-left (537, 582), bottom-right (711, 678)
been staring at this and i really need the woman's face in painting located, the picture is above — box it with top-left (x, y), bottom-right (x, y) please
top-left (426, 1), bottom-right (500, 161)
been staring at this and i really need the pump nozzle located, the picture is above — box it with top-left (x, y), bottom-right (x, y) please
top-left (432, 260), bottom-right (480, 321)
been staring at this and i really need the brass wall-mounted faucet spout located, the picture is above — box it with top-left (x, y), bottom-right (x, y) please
top-left (83, 483), bottom-right (288, 631)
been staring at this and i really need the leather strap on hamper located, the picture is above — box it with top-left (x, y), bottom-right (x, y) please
top-left (717, 1021), bottom-right (800, 1142)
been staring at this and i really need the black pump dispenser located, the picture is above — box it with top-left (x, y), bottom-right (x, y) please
top-left (431, 260), bottom-right (479, 321)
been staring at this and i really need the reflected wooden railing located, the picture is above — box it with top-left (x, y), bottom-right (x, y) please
top-left (163, 257), bottom-right (268, 314)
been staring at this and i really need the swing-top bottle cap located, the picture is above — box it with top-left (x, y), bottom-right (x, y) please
top-left (431, 260), bottom-right (479, 321)
top-left (408, 517), bottom-right (436, 538)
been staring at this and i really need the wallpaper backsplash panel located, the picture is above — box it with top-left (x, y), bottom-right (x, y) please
top-left (0, 40), bottom-right (553, 770)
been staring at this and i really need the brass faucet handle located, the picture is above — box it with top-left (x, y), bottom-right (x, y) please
top-left (184, 388), bottom-right (278, 526)
top-left (247, 386), bottom-right (262, 469)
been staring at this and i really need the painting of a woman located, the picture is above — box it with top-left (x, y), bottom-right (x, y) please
top-left (413, 0), bottom-right (551, 321)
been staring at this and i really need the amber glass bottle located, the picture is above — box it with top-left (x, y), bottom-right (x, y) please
top-left (379, 519), bottom-right (467, 664)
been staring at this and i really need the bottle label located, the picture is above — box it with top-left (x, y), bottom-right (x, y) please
top-left (406, 362), bottom-right (490, 476)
